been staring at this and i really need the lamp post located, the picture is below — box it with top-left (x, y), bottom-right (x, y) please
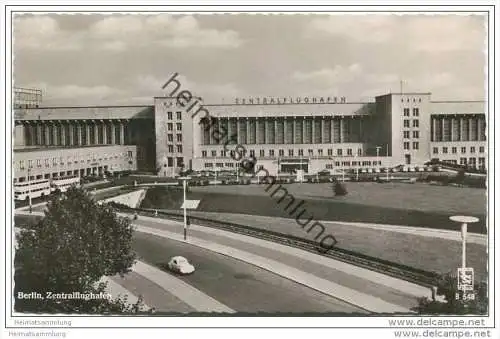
top-left (386, 144), bottom-right (390, 181)
top-left (28, 167), bottom-right (32, 213)
top-left (179, 176), bottom-right (191, 241)
top-left (376, 146), bottom-right (381, 174)
top-left (449, 215), bottom-right (479, 268)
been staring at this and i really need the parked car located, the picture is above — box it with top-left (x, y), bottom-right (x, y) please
top-left (167, 256), bottom-right (195, 275)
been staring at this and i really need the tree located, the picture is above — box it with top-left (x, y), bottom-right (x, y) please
top-left (413, 272), bottom-right (488, 315)
top-left (14, 186), bottom-right (141, 314)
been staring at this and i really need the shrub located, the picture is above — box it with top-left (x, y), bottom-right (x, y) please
top-left (333, 182), bottom-right (348, 196)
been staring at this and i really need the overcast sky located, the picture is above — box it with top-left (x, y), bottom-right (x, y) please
top-left (13, 13), bottom-right (487, 106)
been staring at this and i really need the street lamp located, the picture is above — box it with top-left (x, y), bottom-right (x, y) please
top-left (179, 176), bottom-right (191, 241)
top-left (449, 215), bottom-right (479, 269)
top-left (376, 146), bottom-right (381, 174)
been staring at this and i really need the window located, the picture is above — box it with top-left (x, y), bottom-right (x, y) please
top-left (452, 147), bottom-right (457, 154)
top-left (460, 158), bottom-right (467, 165)
top-left (128, 151), bottom-right (133, 158)
top-left (177, 157), bottom-right (184, 167)
top-left (221, 150), bottom-right (226, 157)
top-left (433, 147), bottom-right (438, 154)
top-left (288, 149), bottom-right (294, 156)
top-left (413, 131), bottom-right (419, 138)
top-left (168, 145), bottom-right (174, 153)
top-left (269, 150), bottom-right (275, 157)
top-left (337, 149), bottom-right (343, 156)
top-left (335, 162), bottom-right (340, 167)
top-left (176, 123), bottom-right (182, 131)
top-left (202, 151), bottom-right (207, 157)
top-left (461, 147), bottom-right (467, 154)
top-left (403, 131), bottom-right (410, 139)
top-left (204, 163), bottom-right (213, 168)
top-left (259, 149), bottom-right (265, 157)
top-left (216, 163), bottom-right (224, 168)
top-left (19, 160), bottom-right (25, 170)
top-left (167, 112), bottom-right (173, 120)
top-left (347, 148), bottom-right (352, 156)
top-left (404, 120), bottom-right (410, 128)
top-left (318, 149), bottom-right (323, 156)
top-left (249, 150), bottom-right (255, 157)
top-left (326, 164), bottom-right (333, 169)
top-left (167, 134), bottom-right (173, 142)
top-left (177, 145), bottom-right (183, 153)
top-left (413, 120), bottom-right (419, 128)
top-left (177, 134), bottom-right (182, 142)
top-left (443, 147), bottom-right (448, 154)
top-left (176, 111), bottom-right (182, 120)
top-left (279, 149), bottom-right (284, 156)
top-left (45, 159), bottom-right (50, 167)
top-left (413, 142), bottom-right (419, 150)
top-left (226, 162), bottom-right (233, 168)
top-left (298, 149), bottom-right (304, 156)
top-left (168, 157), bottom-right (173, 167)
top-left (357, 148), bottom-right (362, 156)
top-left (308, 149), bottom-right (313, 156)
top-left (167, 123), bottom-right (173, 131)
top-left (412, 108), bottom-right (419, 117)
top-left (327, 149), bottom-right (333, 156)
top-left (36, 159), bottom-right (41, 167)
top-left (403, 108), bottom-right (410, 117)
top-left (404, 142), bottom-right (410, 150)
top-left (470, 147), bottom-right (476, 153)
top-left (52, 157), bottom-right (57, 166)
top-left (211, 150), bottom-right (216, 157)
top-left (479, 146), bottom-right (485, 153)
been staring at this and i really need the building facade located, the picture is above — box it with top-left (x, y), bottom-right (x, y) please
top-left (13, 92), bottom-right (487, 180)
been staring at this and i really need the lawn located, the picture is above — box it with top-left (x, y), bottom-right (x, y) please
top-left (191, 182), bottom-right (486, 215)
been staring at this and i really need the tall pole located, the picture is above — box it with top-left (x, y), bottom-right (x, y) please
top-left (386, 144), bottom-right (389, 181)
top-left (28, 167), bottom-right (32, 214)
top-left (183, 179), bottom-right (187, 241)
top-left (461, 223), bottom-right (467, 268)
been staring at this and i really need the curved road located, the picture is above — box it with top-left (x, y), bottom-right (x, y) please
top-left (133, 232), bottom-right (367, 314)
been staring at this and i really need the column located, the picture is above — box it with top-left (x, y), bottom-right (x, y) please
top-left (431, 117), bottom-right (437, 142)
top-left (441, 117), bottom-right (446, 141)
top-left (284, 118), bottom-right (288, 144)
top-left (339, 118), bottom-right (344, 143)
top-left (450, 117), bottom-right (455, 141)
top-left (468, 117), bottom-right (473, 142)
top-left (85, 123), bottom-right (91, 145)
top-left (36, 123), bottom-right (42, 145)
top-left (53, 123), bottom-right (59, 146)
top-left (45, 123), bottom-right (51, 145)
top-left (302, 117), bottom-right (306, 144)
top-left (93, 122), bottom-right (99, 145)
top-left (477, 117), bottom-right (483, 141)
top-left (103, 121), bottom-right (108, 145)
top-left (111, 121), bottom-right (116, 144)
top-left (78, 123), bottom-right (83, 146)
top-left (119, 122), bottom-right (125, 145)
top-left (245, 118), bottom-right (250, 144)
top-left (68, 123), bottom-right (75, 146)
top-left (227, 117), bottom-right (231, 141)
top-left (321, 118), bottom-right (326, 143)
top-left (331, 118), bottom-right (335, 144)
top-left (255, 118), bottom-right (260, 144)
top-left (272, 117), bottom-right (278, 144)
top-left (60, 123), bottom-right (66, 146)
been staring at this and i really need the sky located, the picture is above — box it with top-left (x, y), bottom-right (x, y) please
top-left (13, 13), bottom-right (487, 106)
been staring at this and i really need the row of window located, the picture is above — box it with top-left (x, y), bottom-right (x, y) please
top-left (17, 151), bottom-right (134, 170)
top-left (201, 148), bottom-right (364, 158)
top-left (166, 123), bottom-right (183, 131)
top-left (166, 145), bottom-right (183, 153)
top-left (403, 131), bottom-right (419, 139)
top-left (403, 119), bottom-right (419, 128)
top-left (403, 142), bottom-right (419, 150)
top-left (445, 158), bottom-right (486, 166)
top-left (163, 157), bottom-right (184, 167)
top-left (203, 160), bottom-right (382, 169)
top-left (403, 108), bottom-right (420, 117)
top-left (433, 146), bottom-right (485, 155)
top-left (167, 134), bottom-right (183, 142)
top-left (167, 111), bottom-right (183, 121)
top-left (402, 97), bottom-right (423, 103)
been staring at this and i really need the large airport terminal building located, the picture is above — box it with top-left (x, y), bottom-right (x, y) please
top-left (13, 88), bottom-right (486, 183)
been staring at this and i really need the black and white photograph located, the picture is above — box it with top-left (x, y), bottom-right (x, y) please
top-left (2, 3), bottom-right (498, 339)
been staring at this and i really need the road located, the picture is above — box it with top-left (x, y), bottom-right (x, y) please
top-left (132, 231), bottom-right (366, 314)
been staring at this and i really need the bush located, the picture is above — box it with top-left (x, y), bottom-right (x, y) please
top-left (333, 182), bottom-right (348, 196)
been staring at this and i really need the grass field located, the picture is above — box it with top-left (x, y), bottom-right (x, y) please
top-left (191, 182), bottom-right (486, 215)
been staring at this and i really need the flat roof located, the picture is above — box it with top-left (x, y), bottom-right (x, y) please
top-left (14, 105), bottom-right (154, 121)
top-left (14, 145), bottom-right (135, 153)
